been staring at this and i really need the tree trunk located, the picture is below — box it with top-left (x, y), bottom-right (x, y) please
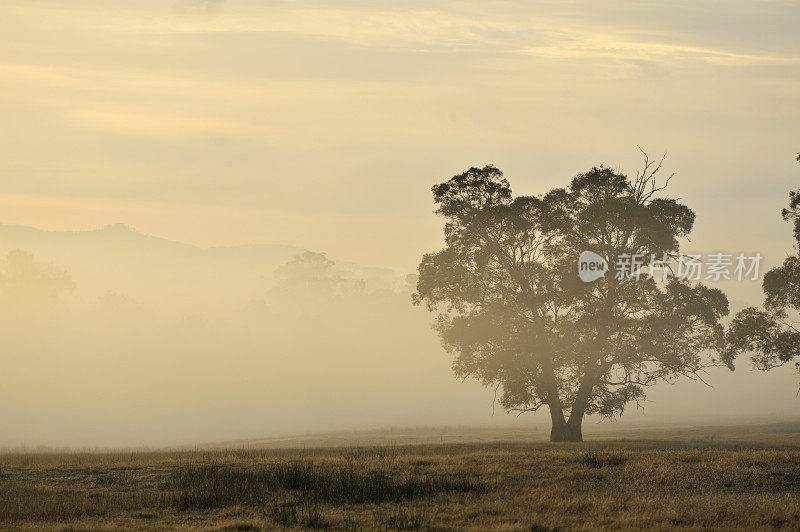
top-left (541, 353), bottom-right (585, 442)
top-left (547, 404), bottom-right (583, 442)
top-left (552, 363), bottom-right (605, 443)
top-left (550, 418), bottom-right (583, 442)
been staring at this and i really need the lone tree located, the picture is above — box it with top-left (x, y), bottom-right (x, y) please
top-left (414, 159), bottom-right (730, 441)
top-left (726, 155), bottom-right (800, 376)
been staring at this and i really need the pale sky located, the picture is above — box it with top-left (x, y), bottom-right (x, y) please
top-left (1, 0), bottom-right (798, 273)
top-left (2, 1), bottom-right (800, 447)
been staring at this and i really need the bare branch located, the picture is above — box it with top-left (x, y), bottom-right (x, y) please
top-left (633, 146), bottom-right (674, 203)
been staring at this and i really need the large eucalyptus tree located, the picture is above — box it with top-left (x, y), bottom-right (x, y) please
top-left (414, 162), bottom-right (729, 441)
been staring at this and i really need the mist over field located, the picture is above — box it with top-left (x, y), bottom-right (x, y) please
top-left (0, 221), bottom-right (795, 449)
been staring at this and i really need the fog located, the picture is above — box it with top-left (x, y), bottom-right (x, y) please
top-left (0, 225), bottom-right (497, 447)
top-left (0, 222), bottom-right (795, 449)
top-left (1, 1), bottom-right (799, 448)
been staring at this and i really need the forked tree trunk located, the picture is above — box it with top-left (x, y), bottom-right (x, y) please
top-left (550, 420), bottom-right (583, 442)
top-left (541, 357), bottom-right (588, 442)
top-left (548, 404), bottom-right (584, 442)
top-left (549, 366), bottom-right (599, 442)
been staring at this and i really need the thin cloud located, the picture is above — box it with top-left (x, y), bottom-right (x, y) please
top-left (519, 37), bottom-right (800, 66)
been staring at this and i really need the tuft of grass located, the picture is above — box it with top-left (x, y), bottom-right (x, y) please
top-left (0, 480), bottom-right (159, 521)
top-left (375, 504), bottom-right (436, 530)
top-left (169, 459), bottom-right (484, 510)
top-left (217, 522), bottom-right (261, 531)
top-left (170, 464), bottom-right (270, 510)
top-left (95, 470), bottom-right (137, 488)
top-left (677, 451), bottom-right (704, 463)
top-left (302, 499), bottom-right (330, 529)
top-left (270, 499), bottom-right (298, 528)
top-left (269, 497), bottom-right (329, 529)
top-left (342, 445), bottom-right (399, 461)
top-left (580, 450), bottom-right (628, 468)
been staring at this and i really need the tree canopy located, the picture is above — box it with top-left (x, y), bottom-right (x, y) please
top-left (726, 157), bottom-right (800, 375)
top-left (414, 162), bottom-right (729, 441)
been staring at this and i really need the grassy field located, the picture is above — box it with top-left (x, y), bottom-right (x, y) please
top-left (3, 426), bottom-right (800, 530)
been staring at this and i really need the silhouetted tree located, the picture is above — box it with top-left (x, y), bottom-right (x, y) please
top-left (727, 156), bottom-right (800, 376)
top-left (414, 161), bottom-right (729, 441)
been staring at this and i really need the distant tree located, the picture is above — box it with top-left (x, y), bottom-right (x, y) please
top-left (414, 160), bottom-right (729, 441)
top-left (726, 156), bottom-right (800, 376)
top-left (274, 251), bottom-right (343, 295)
top-left (0, 250), bottom-right (74, 300)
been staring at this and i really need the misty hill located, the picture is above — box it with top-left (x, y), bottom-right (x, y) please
top-left (0, 223), bottom-right (403, 312)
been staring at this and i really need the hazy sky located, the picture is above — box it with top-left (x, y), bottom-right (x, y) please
top-left (1, 0), bottom-right (798, 273)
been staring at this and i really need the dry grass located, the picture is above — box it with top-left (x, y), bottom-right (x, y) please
top-left (2, 440), bottom-right (800, 530)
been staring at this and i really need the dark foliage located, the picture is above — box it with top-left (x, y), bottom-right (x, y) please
top-left (727, 154), bottom-right (800, 376)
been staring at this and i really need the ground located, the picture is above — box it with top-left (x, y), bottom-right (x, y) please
top-left (3, 423), bottom-right (800, 530)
